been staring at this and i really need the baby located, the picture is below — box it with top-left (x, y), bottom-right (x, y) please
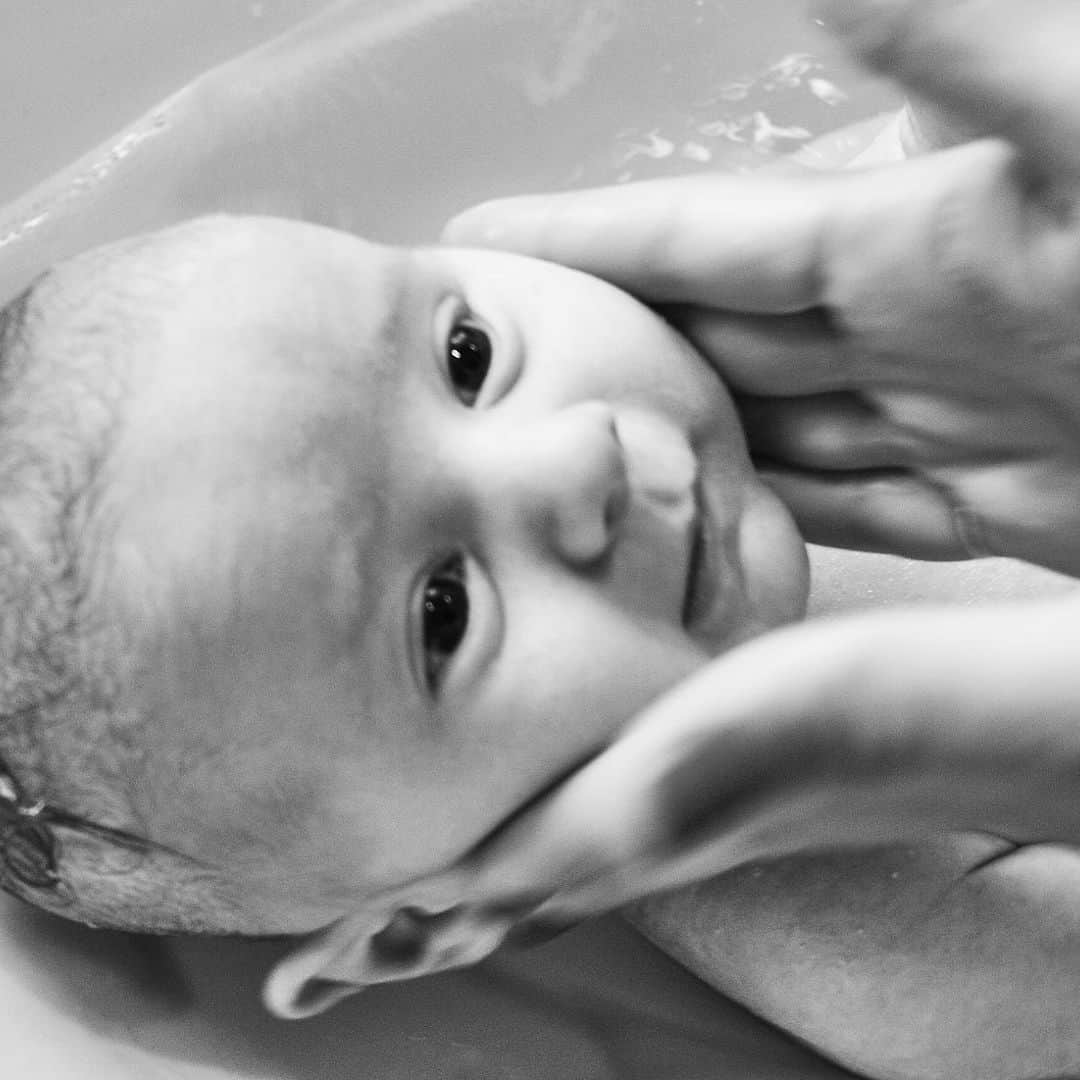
top-left (0, 213), bottom-right (807, 935)
top-left (1, 214), bottom-right (1077, 1080)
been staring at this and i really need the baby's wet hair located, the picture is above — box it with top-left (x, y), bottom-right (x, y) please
top-left (0, 233), bottom-right (259, 935)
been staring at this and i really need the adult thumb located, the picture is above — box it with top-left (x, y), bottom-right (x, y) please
top-left (524, 598), bottom-right (1080, 897)
top-left (458, 597), bottom-right (1080, 930)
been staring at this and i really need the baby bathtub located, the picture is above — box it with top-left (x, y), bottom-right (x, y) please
top-left (0, 3), bottom-right (1075, 1078)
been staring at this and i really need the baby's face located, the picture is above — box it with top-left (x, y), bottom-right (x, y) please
top-left (107, 218), bottom-right (807, 930)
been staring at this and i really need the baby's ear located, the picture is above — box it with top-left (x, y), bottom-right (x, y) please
top-left (262, 867), bottom-right (548, 1019)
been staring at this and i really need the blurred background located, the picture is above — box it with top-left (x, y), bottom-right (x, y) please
top-left (0, 0), bottom-right (900, 210)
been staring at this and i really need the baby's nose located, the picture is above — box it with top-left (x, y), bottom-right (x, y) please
top-left (501, 402), bottom-right (630, 566)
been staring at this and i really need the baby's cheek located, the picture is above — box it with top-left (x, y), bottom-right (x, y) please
top-left (507, 605), bottom-right (707, 743)
top-left (735, 486), bottom-right (810, 634)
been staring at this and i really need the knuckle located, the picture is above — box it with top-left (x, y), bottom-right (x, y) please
top-left (932, 142), bottom-right (1080, 332)
top-left (931, 142), bottom-right (1020, 311)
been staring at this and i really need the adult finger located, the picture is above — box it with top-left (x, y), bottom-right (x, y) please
top-left (482, 597), bottom-right (1080, 924)
top-left (740, 393), bottom-right (917, 472)
top-left (740, 389), bottom-right (1032, 471)
top-left (756, 467), bottom-right (982, 559)
top-left (642, 598), bottom-right (1080, 852)
top-left (444, 140), bottom-right (1013, 321)
top-left (821, 0), bottom-right (1080, 177)
top-left (672, 307), bottom-right (854, 395)
top-left (444, 172), bottom-right (836, 313)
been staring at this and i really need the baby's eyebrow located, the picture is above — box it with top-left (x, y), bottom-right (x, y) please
top-left (373, 247), bottom-right (413, 380)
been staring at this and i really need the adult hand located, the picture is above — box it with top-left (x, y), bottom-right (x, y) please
top-left (268, 591), bottom-right (1080, 1014)
top-left (444, 0), bottom-right (1080, 578)
top-left (463, 593), bottom-right (1080, 933)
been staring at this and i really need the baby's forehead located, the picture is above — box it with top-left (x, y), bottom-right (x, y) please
top-left (103, 220), bottom-right (408, 446)
top-left (161, 218), bottom-right (406, 361)
top-left (96, 219), bottom-right (410, 623)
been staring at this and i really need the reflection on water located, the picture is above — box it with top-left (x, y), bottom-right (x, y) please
top-left (574, 47), bottom-right (888, 184)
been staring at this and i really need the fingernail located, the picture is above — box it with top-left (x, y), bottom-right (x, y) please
top-left (441, 205), bottom-right (507, 245)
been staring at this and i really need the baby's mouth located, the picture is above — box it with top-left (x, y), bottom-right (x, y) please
top-left (681, 482), bottom-right (717, 632)
top-left (681, 497), bottom-right (705, 627)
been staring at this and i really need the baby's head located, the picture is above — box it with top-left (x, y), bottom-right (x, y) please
top-left (0, 215), bottom-right (806, 938)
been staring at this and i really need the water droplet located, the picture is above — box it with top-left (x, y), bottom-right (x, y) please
top-left (681, 141), bottom-right (712, 163)
top-left (809, 77), bottom-right (849, 106)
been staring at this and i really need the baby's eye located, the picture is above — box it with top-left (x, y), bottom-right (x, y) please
top-left (422, 554), bottom-right (469, 691)
top-left (446, 318), bottom-right (491, 406)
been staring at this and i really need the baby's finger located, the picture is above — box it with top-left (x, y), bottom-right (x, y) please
top-left (757, 467), bottom-right (980, 560)
top-left (822, 0), bottom-right (1080, 177)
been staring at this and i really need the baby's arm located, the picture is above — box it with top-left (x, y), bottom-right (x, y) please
top-left (629, 836), bottom-right (1080, 1080)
